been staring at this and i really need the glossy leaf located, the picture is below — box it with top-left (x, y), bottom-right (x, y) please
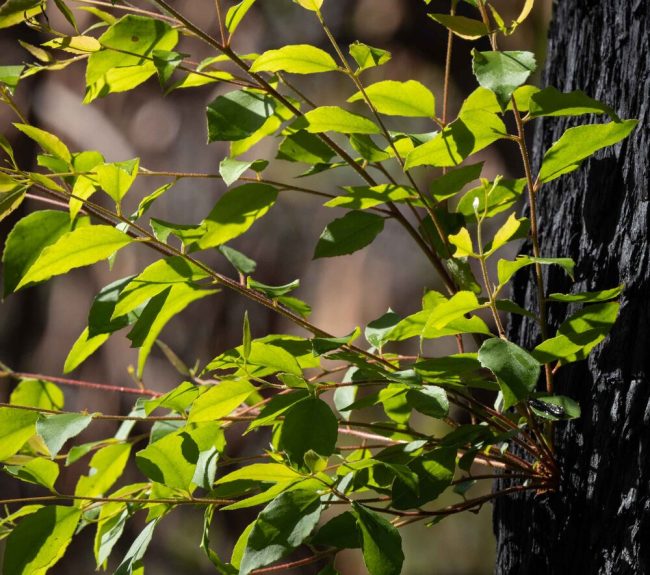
top-left (314, 211), bottom-right (384, 258)
top-left (240, 490), bottom-right (322, 575)
top-left (251, 44), bottom-right (338, 74)
top-left (3, 506), bottom-right (81, 575)
top-left (471, 50), bottom-right (536, 108)
top-left (348, 80), bottom-right (435, 117)
top-left (538, 120), bottom-right (637, 183)
top-left (478, 338), bottom-right (540, 409)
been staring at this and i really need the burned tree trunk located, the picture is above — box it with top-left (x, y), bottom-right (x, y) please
top-left (494, 1), bottom-right (649, 574)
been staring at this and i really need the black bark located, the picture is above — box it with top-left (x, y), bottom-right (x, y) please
top-left (494, 1), bottom-right (649, 574)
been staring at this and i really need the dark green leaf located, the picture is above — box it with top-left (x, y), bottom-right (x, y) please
top-left (240, 490), bottom-right (322, 575)
top-left (219, 244), bottom-right (257, 274)
top-left (529, 86), bottom-right (617, 119)
top-left (478, 338), bottom-right (540, 409)
top-left (279, 397), bottom-right (338, 465)
top-left (277, 130), bottom-right (335, 164)
top-left (365, 309), bottom-right (401, 348)
top-left (247, 278), bottom-right (299, 297)
top-left (207, 90), bottom-right (278, 142)
top-left (314, 211), bottom-right (384, 258)
top-left (352, 503), bottom-right (404, 575)
top-left (471, 50), bottom-right (536, 108)
top-left (429, 163), bottom-right (483, 203)
top-left (312, 511), bottom-right (361, 549)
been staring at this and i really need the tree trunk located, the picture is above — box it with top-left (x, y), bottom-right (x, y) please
top-left (493, 1), bottom-right (649, 573)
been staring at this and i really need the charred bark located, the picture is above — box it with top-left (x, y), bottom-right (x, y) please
top-left (494, 1), bottom-right (649, 574)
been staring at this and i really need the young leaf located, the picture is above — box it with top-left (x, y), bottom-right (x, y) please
top-left (471, 50), bottom-right (536, 109)
top-left (251, 44), bottom-right (338, 74)
top-left (207, 90), bottom-right (278, 142)
top-left (348, 80), bottom-right (435, 117)
top-left (448, 227), bottom-right (475, 258)
top-left (538, 120), bottom-right (637, 183)
top-left (198, 183), bottom-right (278, 249)
top-left (349, 41), bottom-right (391, 71)
top-left (325, 184), bottom-right (414, 210)
top-left (247, 278), bottom-right (299, 298)
top-left (352, 503), bottom-right (404, 575)
top-left (279, 397), bottom-right (338, 464)
top-left (314, 211), bottom-right (385, 258)
top-left (478, 338), bottom-right (540, 409)
top-left (239, 490), bottom-right (322, 575)
top-left (456, 178), bottom-right (526, 221)
top-left (13, 124), bottom-right (71, 164)
top-left (95, 158), bottom-right (139, 204)
top-left (3, 506), bottom-right (81, 575)
top-left (486, 213), bottom-right (529, 255)
top-left (15, 225), bottom-right (133, 291)
top-left (293, 0), bottom-right (323, 11)
top-left (219, 244), bottom-right (257, 275)
top-left (297, 106), bottom-right (381, 134)
top-left (226, 0), bottom-right (256, 34)
top-left (0, 0), bottom-right (44, 30)
top-left (219, 157), bottom-right (267, 187)
top-left (424, 291), bottom-right (484, 331)
top-left (36, 413), bottom-right (94, 458)
top-left (10, 379), bottom-right (64, 410)
top-left (75, 444), bottom-right (132, 498)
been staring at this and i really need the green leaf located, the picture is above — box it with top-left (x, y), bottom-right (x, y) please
top-left (405, 109), bottom-right (506, 169)
top-left (10, 379), bottom-right (64, 410)
top-left (429, 14), bottom-right (489, 39)
top-left (348, 80), bottom-right (435, 117)
top-left (226, 0), bottom-right (256, 34)
top-left (15, 225), bottom-right (132, 291)
top-left (136, 423), bottom-right (221, 490)
top-left (114, 519), bottom-right (158, 575)
top-left (219, 244), bottom-right (257, 275)
top-left (0, 0), bottom-right (44, 30)
top-left (188, 379), bottom-right (256, 423)
top-left (349, 41), bottom-right (391, 71)
top-left (529, 86), bottom-right (617, 119)
top-left (407, 386), bottom-right (449, 418)
top-left (529, 395), bottom-right (580, 420)
top-left (207, 90), bottom-right (278, 142)
top-left (471, 50), bottom-right (536, 109)
top-left (240, 490), bottom-right (322, 575)
top-left (279, 397), bottom-right (338, 465)
top-left (95, 158), bottom-right (139, 204)
top-left (349, 134), bottom-right (391, 162)
top-left (216, 463), bottom-right (302, 485)
top-left (219, 157), bottom-right (267, 187)
top-left (448, 227), bottom-right (475, 258)
top-left (548, 285), bottom-right (623, 303)
top-left (293, 0), bottom-right (323, 11)
top-left (457, 178), bottom-right (526, 221)
top-left (3, 506), bottom-right (81, 575)
top-left (127, 284), bottom-right (216, 377)
top-left (0, 407), bottom-right (38, 461)
top-left (423, 291), bottom-right (484, 332)
top-left (352, 503), bottom-right (404, 575)
top-left (429, 163), bottom-right (483, 203)
top-left (37, 413), bottom-right (94, 458)
top-left (365, 309), bottom-right (401, 348)
top-left (486, 213), bottom-right (529, 255)
top-left (277, 130), bottom-right (335, 164)
top-left (297, 106), bottom-right (380, 135)
top-left (251, 44), bottom-right (338, 74)
top-left (312, 512), bottom-right (361, 549)
top-left (497, 255), bottom-right (575, 287)
top-left (85, 15), bottom-right (178, 101)
top-left (247, 278), bottom-right (299, 298)
top-left (0, 185), bottom-right (26, 223)
top-left (14, 123), bottom-right (71, 164)
top-left (538, 120), bottom-right (637, 183)
top-left (478, 338), bottom-right (540, 409)
top-left (152, 49), bottom-right (185, 86)
top-left (53, 0), bottom-right (78, 32)
top-left (75, 443), bottom-right (131, 498)
top-left (314, 211), bottom-right (384, 258)
top-left (325, 184), bottom-right (414, 210)
top-left (532, 302), bottom-right (620, 365)
top-left (4, 457), bottom-right (60, 491)
top-left (0, 65), bottom-right (24, 92)
top-left (198, 183), bottom-right (278, 249)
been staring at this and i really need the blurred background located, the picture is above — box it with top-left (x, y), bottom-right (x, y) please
top-left (0, 1), bottom-right (552, 573)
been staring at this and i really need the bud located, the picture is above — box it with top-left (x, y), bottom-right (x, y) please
top-left (472, 197), bottom-right (480, 212)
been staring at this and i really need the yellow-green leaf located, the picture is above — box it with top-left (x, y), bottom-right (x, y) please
top-left (251, 44), bottom-right (338, 74)
top-left (348, 80), bottom-right (435, 117)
